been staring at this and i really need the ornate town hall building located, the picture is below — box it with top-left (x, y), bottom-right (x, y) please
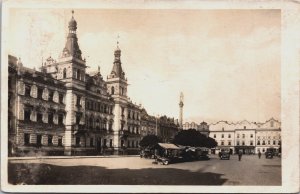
top-left (8, 11), bottom-right (179, 156)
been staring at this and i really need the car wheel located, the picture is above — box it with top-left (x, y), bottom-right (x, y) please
top-left (163, 160), bottom-right (169, 165)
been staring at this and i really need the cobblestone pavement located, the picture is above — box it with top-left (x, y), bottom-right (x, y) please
top-left (8, 154), bottom-right (281, 185)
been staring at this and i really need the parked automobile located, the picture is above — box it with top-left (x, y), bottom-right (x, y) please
top-left (140, 148), bottom-right (154, 158)
top-left (219, 150), bottom-right (230, 160)
top-left (265, 148), bottom-right (276, 159)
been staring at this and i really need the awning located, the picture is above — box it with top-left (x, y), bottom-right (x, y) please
top-left (158, 143), bottom-right (180, 150)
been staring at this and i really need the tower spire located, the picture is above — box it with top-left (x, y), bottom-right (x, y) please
top-left (179, 92), bottom-right (184, 128)
top-left (109, 34), bottom-right (125, 79)
top-left (61, 10), bottom-right (82, 59)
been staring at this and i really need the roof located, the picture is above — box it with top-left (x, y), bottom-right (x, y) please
top-left (158, 143), bottom-right (180, 150)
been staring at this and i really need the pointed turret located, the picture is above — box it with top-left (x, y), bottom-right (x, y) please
top-left (61, 10), bottom-right (82, 59)
top-left (109, 38), bottom-right (125, 79)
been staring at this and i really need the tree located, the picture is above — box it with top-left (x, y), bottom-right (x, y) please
top-left (173, 128), bottom-right (217, 148)
top-left (139, 135), bottom-right (161, 148)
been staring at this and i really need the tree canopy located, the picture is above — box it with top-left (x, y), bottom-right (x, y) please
top-left (139, 135), bottom-right (161, 148)
top-left (173, 128), bottom-right (217, 148)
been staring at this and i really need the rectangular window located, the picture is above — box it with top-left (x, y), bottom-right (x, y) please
top-left (37, 113), bottom-right (43, 123)
top-left (103, 139), bottom-right (107, 147)
top-left (221, 141), bottom-right (224, 145)
top-left (37, 135), bottom-right (42, 146)
top-left (228, 141), bottom-right (231, 146)
top-left (242, 134), bottom-right (245, 138)
top-left (37, 87), bottom-right (43, 99)
top-left (268, 140), bottom-right (270, 145)
top-left (228, 134), bottom-right (231, 138)
top-left (75, 115), bottom-right (80, 125)
top-left (48, 90), bottom-right (54, 102)
top-left (58, 137), bottom-right (63, 146)
top-left (221, 134), bottom-right (224, 138)
top-left (24, 133), bottom-right (30, 145)
top-left (250, 134), bottom-right (253, 138)
top-left (58, 114), bottom-right (64, 125)
top-left (24, 109), bottom-right (31, 121)
top-left (76, 95), bottom-right (81, 107)
top-left (237, 141), bottom-right (240, 146)
top-left (237, 134), bottom-right (240, 138)
top-left (25, 85), bottom-right (31, 96)
top-left (242, 141), bottom-right (245, 146)
top-left (59, 93), bottom-right (64, 104)
top-left (213, 134), bottom-right (216, 138)
top-left (257, 140), bottom-right (260, 145)
top-left (110, 139), bottom-right (113, 147)
top-left (76, 137), bottom-right (80, 146)
top-left (273, 140), bottom-right (276, 145)
top-left (250, 141), bottom-right (253, 145)
top-left (121, 140), bottom-right (124, 147)
top-left (262, 141), bottom-right (266, 145)
top-left (90, 138), bottom-right (94, 147)
top-left (128, 111), bottom-right (131, 119)
top-left (132, 141), bottom-right (134, 148)
top-left (127, 140), bottom-right (130, 148)
top-left (48, 112), bottom-right (53, 124)
top-left (48, 135), bottom-right (53, 146)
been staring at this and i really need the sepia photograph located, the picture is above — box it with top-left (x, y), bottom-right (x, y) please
top-left (1, 0), bottom-right (299, 193)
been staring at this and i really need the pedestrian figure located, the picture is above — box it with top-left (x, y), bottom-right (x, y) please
top-left (238, 150), bottom-right (243, 161)
top-left (258, 151), bottom-right (261, 159)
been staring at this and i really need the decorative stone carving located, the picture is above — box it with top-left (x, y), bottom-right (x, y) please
top-left (18, 81), bottom-right (25, 95)
top-left (30, 85), bottom-right (37, 98)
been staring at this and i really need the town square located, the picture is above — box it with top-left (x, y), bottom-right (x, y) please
top-left (9, 154), bottom-right (281, 185)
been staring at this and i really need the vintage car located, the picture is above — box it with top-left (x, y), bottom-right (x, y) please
top-left (265, 148), bottom-right (276, 159)
top-left (219, 150), bottom-right (230, 160)
top-left (140, 148), bottom-right (155, 159)
top-left (153, 143), bottom-right (183, 165)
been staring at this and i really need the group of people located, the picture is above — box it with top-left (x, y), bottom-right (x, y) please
top-left (236, 150), bottom-right (262, 161)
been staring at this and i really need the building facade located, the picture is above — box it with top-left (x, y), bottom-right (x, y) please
top-left (8, 11), bottom-right (179, 156)
top-left (209, 118), bottom-right (281, 154)
top-left (182, 121), bottom-right (210, 137)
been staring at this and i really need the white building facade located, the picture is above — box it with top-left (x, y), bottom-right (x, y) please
top-left (209, 118), bottom-right (281, 154)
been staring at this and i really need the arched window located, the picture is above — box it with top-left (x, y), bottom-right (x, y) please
top-left (63, 68), bottom-right (67, 79)
top-left (103, 119), bottom-right (107, 130)
top-left (96, 119), bottom-right (100, 130)
top-left (111, 86), bottom-right (114, 95)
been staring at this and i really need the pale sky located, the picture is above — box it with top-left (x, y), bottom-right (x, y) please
top-left (8, 9), bottom-right (281, 123)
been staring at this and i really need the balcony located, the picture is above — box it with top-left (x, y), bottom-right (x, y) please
top-left (72, 124), bottom-right (85, 131)
top-left (18, 120), bottom-right (65, 130)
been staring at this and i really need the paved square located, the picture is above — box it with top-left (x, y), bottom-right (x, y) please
top-left (8, 155), bottom-right (281, 185)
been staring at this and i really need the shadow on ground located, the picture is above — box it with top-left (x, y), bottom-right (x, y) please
top-left (8, 162), bottom-right (227, 185)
